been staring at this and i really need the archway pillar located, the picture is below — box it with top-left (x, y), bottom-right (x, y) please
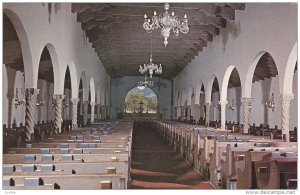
top-left (25, 88), bottom-right (39, 142)
top-left (100, 105), bottom-right (106, 120)
top-left (96, 104), bottom-right (101, 120)
top-left (180, 106), bottom-right (185, 118)
top-left (204, 102), bottom-right (211, 126)
top-left (241, 98), bottom-right (252, 134)
top-left (219, 100), bottom-right (228, 129)
top-left (280, 93), bottom-right (294, 142)
top-left (186, 105), bottom-right (191, 120)
top-left (53, 94), bottom-right (64, 133)
top-left (90, 102), bottom-right (96, 123)
top-left (70, 98), bottom-right (79, 128)
top-left (192, 104), bottom-right (200, 122)
top-left (82, 101), bottom-right (89, 126)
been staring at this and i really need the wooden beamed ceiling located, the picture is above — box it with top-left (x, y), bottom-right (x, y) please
top-left (72, 3), bottom-right (245, 79)
top-left (252, 53), bottom-right (278, 83)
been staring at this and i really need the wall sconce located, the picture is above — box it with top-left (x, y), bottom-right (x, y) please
top-left (14, 88), bottom-right (25, 108)
top-left (266, 93), bottom-right (275, 112)
top-left (36, 91), bottom-right (45, 107)
top-left (248, 102), bottom-right (252, 112)
top-left (62, 98), bottom-right (69, 108)
top-left (228, 99), bottom-right (235, 111)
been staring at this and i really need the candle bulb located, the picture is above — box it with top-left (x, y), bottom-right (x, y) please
top-left (154, 11), bottom-right (157, 16)
top-left (144, 14), bottom-right (147, 19)
top-left (184, 14), bottom-right (187, 19)
top-left (172, 12), bottom-right (174, 16)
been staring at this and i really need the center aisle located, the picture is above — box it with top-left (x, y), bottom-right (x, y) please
top-left (130, 122), bottom-right (212, 189)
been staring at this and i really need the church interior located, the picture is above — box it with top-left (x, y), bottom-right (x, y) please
top-left (2, 2), bottom-right (298, 190)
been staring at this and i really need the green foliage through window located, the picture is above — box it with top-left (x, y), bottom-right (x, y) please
top-left (125, 87), bottom-right (158, 113)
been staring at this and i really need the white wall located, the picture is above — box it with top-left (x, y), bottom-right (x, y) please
top-left (174, 3), bottom-right (297, 129)
top-left (110, 76), bottom-right (172, 119)
top-left (3, 3), bottom-right (110, 126)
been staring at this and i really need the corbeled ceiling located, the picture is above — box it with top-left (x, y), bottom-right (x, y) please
top-left (72, 3), bottom-right (245, 79)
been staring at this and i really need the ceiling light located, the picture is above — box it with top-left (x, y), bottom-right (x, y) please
top-left (143, 3), bottom-right (189, 47)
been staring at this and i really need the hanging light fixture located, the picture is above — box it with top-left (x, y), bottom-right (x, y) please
top-left (137, 75), bottom-right (154, 90)
top-left (266, 93), bottom-right (275, 111)
top-left (143, 3), bottom-right (189, 47)
top-left (228, 99), bottom-right (235, 111)
top-left (139, 33), bottom-right (162, 78)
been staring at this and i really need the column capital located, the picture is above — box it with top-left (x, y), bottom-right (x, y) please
top-left (53, 94), bottom-right (65, 100)
top-left (90, 102), bottom-right (96, 107)
top-left (82, 100), bottom-right (89, 106)
top-left (25, 88), bottom-right (39, 100)
top-left (241, 97), bottom-right (252, 104)
top-left (280, 93), bottom-right (294, 104)
top-left (204, 102), bottom-right (211, 107)
top-left (70, 98), bottom-right (80, 104)
top-left (218, 100), bottom-right (228, 106)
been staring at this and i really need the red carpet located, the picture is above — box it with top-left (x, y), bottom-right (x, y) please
top-left (130, 123), bottom-right (212, 189)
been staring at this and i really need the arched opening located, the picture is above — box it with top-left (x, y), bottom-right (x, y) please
top-left (211, 77), bottom-right (220, 127)
top-left (3, 13), bottom-right (25, 130)
top-left (199, 83), bottom-right (205, 125)
top-left (290, 62), bottom-right (297, 141)
top-left (88, 88), bottom-right (91, 123)
top-left (62, 66), bottom-right (72, 132)
top-left (35, 46), bottom-right (55, 139)
top-left (124, 87), bottom-right (158, 114)
top-left (225, 67), bottom-right (242, 129)
top-left (77, 78), bottom-right (83, 127)
top-left (3, 12), bottom-right (28, 148)
top-left (175, 90), bottom-right (180, 120)
top-left (250, 52), bottom-right (279, 132)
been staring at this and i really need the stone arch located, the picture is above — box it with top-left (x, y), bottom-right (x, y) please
top-left (176, 90), bottom-right (181, 106)
top-left (244, 51), bottom-right (268, 98)
top-left (187, 85), bottom-right (194, 106)
top-left (89, 77), bottom-right (96, 103)
top-left (3, 8), bottom-right (34, 88)
top-left (180, 89), bottom-right (188, 106)
top-left (195, 80), bottom-right (205, 105)
top-left (206, 74), bottom-right (220, 103)
top-left (65, 62), bottom-right (78, 98)
top-left (220, 65), bottom-right (242, 101)
top-left (79, 71), bottom-right (88, 101)
top-left (96, 82), bottom-right (101, 104)
top-left (37, 43), bottom-right (61, 94)
top-left (283, 42), bottom-right (297, 94)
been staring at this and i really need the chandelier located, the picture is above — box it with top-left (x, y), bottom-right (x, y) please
top-left (137, 75), bottom-right (154, 90)
top-left (143, 3), bottom-right (189, 47)
top-left (139, 33), bottom-right (162, 78)
top-left (266, 92), bottom-right (275, 112)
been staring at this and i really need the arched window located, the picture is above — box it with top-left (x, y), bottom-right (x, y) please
top-left (125, 87), bottom-right (158, 113)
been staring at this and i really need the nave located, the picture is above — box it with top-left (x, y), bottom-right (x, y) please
top-left (130, 122), bottom-right (211, 189)
top-left (2, 2), bottom-right (298, 192)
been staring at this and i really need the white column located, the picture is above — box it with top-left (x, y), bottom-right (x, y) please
top-left (241, 98), bottom-right (252, 134)
top-left (25, 88), bottom-right (39, 142)
top-left (205, 103), bottom-right (211, 126)
top-left (53, 94), bottom-right (64, 133)
top-left (281, 93), bottom-right (294, 142)
top-left (70, 98), bottom-right (79, 128)
top-left (90, 102), bottom-right (95, 124)
top-left (219, 100), bottom-right (228, 129)
top-left (82, 101), bottom-right (89, 126)
top-left (194, 104), bottom-right (200, 122)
